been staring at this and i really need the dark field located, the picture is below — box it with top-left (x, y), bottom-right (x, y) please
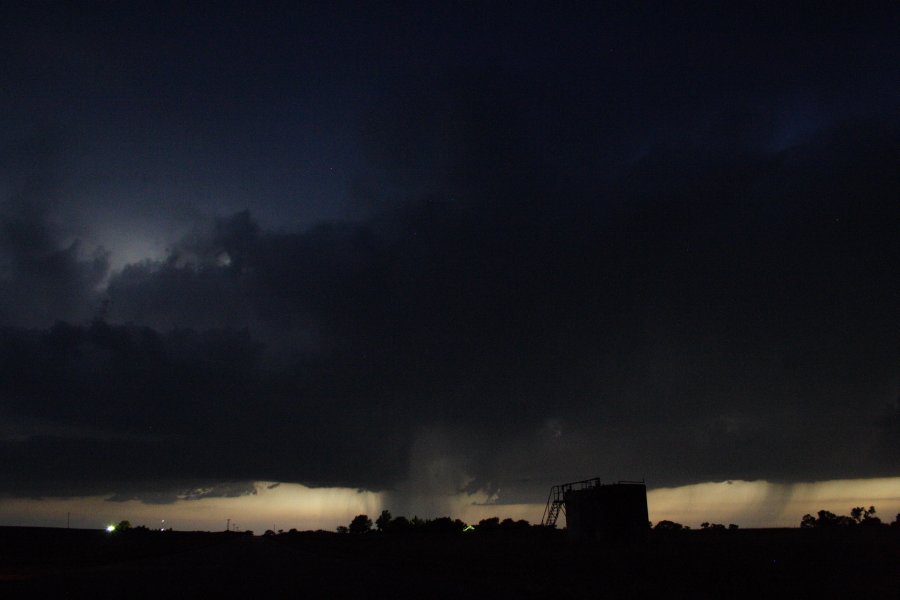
top-left (1, 526), bottom-right (897, 598)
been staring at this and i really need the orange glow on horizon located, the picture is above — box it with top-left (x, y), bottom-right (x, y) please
top-left (0, 477), bottom-right (897, 533)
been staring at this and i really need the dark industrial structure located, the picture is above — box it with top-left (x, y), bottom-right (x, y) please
top-left (542, 478), bottom-right (648, 543)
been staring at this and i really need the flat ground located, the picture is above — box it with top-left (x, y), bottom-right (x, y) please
top-left (1, 526), bottom-right (897, 598)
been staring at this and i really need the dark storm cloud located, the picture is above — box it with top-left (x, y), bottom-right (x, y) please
top-left (0, 133), bottom-right (108, 327)
top-left (1, 4), bottom-right (898, 504)
top-left (107, 482), bottom-right (259, 505)
top-left (1, 114), bottom-right (897, 501)
top-left (0, 321), bottom-right (408, 499)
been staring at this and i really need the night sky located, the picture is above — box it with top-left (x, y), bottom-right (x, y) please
top-left (1, 3), bottom-right (898, 526)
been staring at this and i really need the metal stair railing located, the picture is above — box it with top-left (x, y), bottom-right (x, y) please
top-left (540, 478), bottom-right (603, 527)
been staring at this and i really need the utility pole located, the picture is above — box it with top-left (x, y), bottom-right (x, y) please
top-left (67, 512), bottom-right (70, 529)
top-left (226, 518), bottom-right (231, 532)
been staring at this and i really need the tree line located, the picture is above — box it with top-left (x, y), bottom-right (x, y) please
top-left (336, 511), bottom-right (535, 535)
top-left (800, 506), bottom-right (900, 529)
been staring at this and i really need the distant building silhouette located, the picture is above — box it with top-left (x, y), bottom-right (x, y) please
top-left (543, 478), bottom-right (648, 543)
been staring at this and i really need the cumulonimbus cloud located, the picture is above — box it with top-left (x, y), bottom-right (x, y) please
top-left (1, 117), bottom-right (898, 502)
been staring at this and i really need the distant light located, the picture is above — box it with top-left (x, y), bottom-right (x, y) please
top-left (106, 525), bottom-right (116, 532)
top-left (463, 525), bottom-right (475, 532)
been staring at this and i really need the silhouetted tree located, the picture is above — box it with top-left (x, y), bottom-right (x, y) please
top-left (478, 517), bottom-right (500, 531)
top-left (855, 506), bottom-right (882, 527)
top-left (498, 518), bottom-right (531, 531)
top-left (116, 520), bottom-right (132, 531)
top-left (336, 525), bottom-right (349, 534)
top-left (376, 509), bottom-right (392, 532)
top-left (349, 514), bottom-right (373, 534)
top-left (728, 523), bottom-right (739, 530)
top-left (812, 510), bottom-right (846, 527)
top-left (653, 520), bottom-right (684, 531)
top-left (800, 507), bottom-right (883, 528)
top-left (387, 516), bottom-right (410, 533)
top-left (423, 517), bottom-right (460, 534)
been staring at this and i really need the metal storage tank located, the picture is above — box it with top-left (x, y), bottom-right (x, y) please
top-left (543, 479), bottom-right (649, 543)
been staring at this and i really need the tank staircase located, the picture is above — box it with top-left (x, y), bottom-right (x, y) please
top-left (541, 477), bottom-right (603, 527)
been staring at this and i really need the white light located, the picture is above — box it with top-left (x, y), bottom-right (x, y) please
top-left (106, 525), bottom-right (115, 532)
